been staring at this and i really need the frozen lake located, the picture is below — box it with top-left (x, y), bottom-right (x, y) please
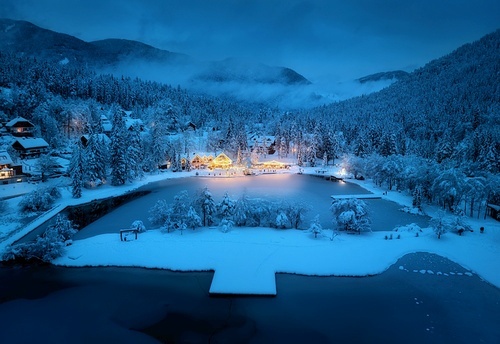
top-left (75, 174), bottom-right (429, 239)
top-left (1, 253), bottom-right (498, 343)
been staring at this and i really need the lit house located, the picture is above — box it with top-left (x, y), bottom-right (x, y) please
top-left (254, 160), bottom-right (289, 170)
top-left (0, 151), bottom-right (24, 184)
top-left (209, 153), bottom-right (233, 170)
top-left (5, 117), bottom-right (35, 137)
top-left (190, 154), bottom-right (214, 169)
top-left (11, 138), bottom-right (49, 158)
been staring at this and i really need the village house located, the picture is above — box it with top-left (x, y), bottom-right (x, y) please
top-left (0, 150), bottom-right (24, 184)
top-left (189, 154), bottom-right (214, 169)
top-left (11, 137), bottom-right (49, 158)
top-left (209, 152), bottom-right (233, 169)
top-left (100, 114), bottom-right (112, 135)
top-left (5, 117), bottom-right (35, 137)
top-left (247, 134), bottom-right (276, 155)
top-left (486, 204), bottom-right (500, 221)
top-left (100, 111), bottom-right (145, 135)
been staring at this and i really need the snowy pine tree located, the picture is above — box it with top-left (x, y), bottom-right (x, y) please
top-left (110, 109), bottom-right (129, 185)
top-left (84, 132), bottom-right (107, 188)
top-left (412, 184), bottom-right (423, 210)
top-left (275, 211), bottom-right (289, 229)
top-left (309, 215), bottom-right (323, 238)
top-left (185, 206), bottom-right (202, 230)
top-left (218, 192), bottom-right (235, 221)
top-left (196, 187), bottom-right (216, 226)
top-left (233, 193), bottom-right (250, 226)
top-left (127, 122), bottom-right (144, 180)
top-left (69, 141), bottom-right (85, 198)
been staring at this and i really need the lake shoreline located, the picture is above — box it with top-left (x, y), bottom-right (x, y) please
top-left (2, 251), bottom-right (499, 343)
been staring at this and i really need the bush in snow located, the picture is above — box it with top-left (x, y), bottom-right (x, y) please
top-left (429, 211), bottom-right (454, 239)
top-left (330, 198), bottom-right (370, 233)
top-left (3, 215), bottom-right (76, 262)
top-left (309, 215), bottom-right (323, 238)
top-left (219, 218), bottom-right (234, 233)
top-left (19, 186), bottom-right (61, 213)
top-left (393, 223), bottom-right (422, 233)
top-left (131, 220), bottom-right (147, 233)
top-left (275, 211), bottom-right (289, 229)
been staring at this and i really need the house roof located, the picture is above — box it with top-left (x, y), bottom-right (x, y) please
top-left (125, 117), bottom-right (143, 130)
top-left (211, 152), bottom-right (233, 165)
top-left (5, 117), bottom-right (35, 128)
top-left (13, 137), bottom-right (49, 149)
top-left (0, 151), bottom-right (13, 165)
top-left (258, 160), bottom-right (287, 166)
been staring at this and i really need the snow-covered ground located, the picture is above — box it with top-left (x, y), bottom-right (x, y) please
top-left (53, 222), bottom-right (500, 295)
top-left (2, 166), bottom-right (499, 295)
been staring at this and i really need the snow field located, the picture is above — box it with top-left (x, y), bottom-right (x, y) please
top-left (3, 168), bottom-right (499, 295)
top-left (54, 220), bottom-right (500, 295)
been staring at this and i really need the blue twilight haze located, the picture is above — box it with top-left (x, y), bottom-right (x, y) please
top-left (1, 0), bottom-right (499, 82)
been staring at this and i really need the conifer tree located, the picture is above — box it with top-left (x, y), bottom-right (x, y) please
top-left (84, 132), bottom-right (107, 187)
top-left (128, 122), bottom-right (144, 180)
top-left (69, 141), bottom-right (85, 198)
top-left (196, 187), bottom-right (216, 226)
top-left (110, 108), bottom-right (128, 185)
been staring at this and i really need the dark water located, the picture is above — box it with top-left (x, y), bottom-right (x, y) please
top-left (74, 174), bottom-right (429, 239)
top-left (1, 253), bottom-right (498, 343)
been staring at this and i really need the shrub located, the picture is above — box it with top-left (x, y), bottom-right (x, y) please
top-left (3, 215), bottom-right (76, 262)
top-left (131, 220), bottom-right (147, 233)
top-left (19, 186), bottom-right (61, 213)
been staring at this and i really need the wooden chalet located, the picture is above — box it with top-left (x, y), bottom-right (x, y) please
top-left (486, 204), bottom-right (500, 221)
top-left (11, 138), bottom-right (49, 158)
top-left (190, 154), bottom-right (214, 169)
top-left (5, 117), bottom-right (35, 137)
top-left (255, 160), bottom-right (288, 169)
top-left (0, 151), bottom-right (24, 184)
top-left (209, 153), bottom-right (233, 169)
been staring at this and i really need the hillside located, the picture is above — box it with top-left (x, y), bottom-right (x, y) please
top-left (305, 29), bottom-right (500, 170)
top-left (0, 18), bottom-right (310, 87)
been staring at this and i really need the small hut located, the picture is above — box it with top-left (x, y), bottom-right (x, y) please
top-left (486, 204), bottom-right (500, 221)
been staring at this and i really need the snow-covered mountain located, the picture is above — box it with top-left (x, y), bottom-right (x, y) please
top-left (0, 18), bottom-right (310, 87)
top-left (356, 70), bottom-right (409, 84)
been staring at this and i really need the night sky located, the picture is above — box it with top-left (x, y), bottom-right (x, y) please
top-left (2, 0), bottom-right (499, 82)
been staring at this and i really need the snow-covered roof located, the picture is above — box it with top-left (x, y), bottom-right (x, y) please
top-left (13, 137), bottom-right (49, 149)
top-left (5, 117), bottom-right (34, 128)
top-left (125, 117), bottom-right (143, 129)
top-left (487, 204), bottom-right (500, 211)
top-left (0, 151), bottom-right (13, 165)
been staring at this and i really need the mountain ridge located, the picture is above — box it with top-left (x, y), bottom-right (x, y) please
top-left (0, 18), bottom-right (310, 86)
